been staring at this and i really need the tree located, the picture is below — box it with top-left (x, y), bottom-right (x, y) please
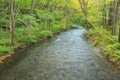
top-left (101, 0), bottom-right (107, 28)
top-left (108, 2), bottom-right (113, 29)
top-left (112, 0), bottom-right (118, 35)
top-left (29, 0), bottom-right (34, 27)
top-left (78, 0), bottom-right (93, 30)
top-left (117, 0), bottom-right (120, 42)
top-left (9, 0), bottom-right (14, 45)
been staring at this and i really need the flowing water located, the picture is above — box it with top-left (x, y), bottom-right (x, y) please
top-left (0, 25), bottom-right (120, 80)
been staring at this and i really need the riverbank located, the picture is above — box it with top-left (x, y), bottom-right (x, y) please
top-left (0, 26), bottom-right (74, 72)
top-left (84, 28), bottom-right (120, 69)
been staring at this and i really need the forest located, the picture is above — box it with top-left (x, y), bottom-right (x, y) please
top-left (0, 0), bottom-right (120, 67)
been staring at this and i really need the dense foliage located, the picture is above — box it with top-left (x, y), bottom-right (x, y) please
top-left (0, 0), bottom-right (78, 55)
top-left (78, 0), bottom-right (120, 64)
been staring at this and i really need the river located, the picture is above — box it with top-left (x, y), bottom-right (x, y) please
top-left (0, 25), bottom-right (120, 80)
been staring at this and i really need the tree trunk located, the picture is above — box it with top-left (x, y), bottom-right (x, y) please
top-left (117, 0), bottom-right (120, 42)
top-left (29, 0), bottom-right (39, 27)
top-left (78, 0), bottom-right (93, 30)
top-left (112, 0), bottom-right (117, 35)
top-left (118, 26), bottom-right (120, 43)
top-left (9, 0), bottom-right (14, 45)
top-left (102, 0), bottom-right (107, 28)
top-left (29, 0), bottom-right (34, 27)
top-left (108, 2), bottom-right (113, 29)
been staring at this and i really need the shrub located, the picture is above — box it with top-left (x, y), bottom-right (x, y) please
top-left (115, 43), bottom-right (120, 49)
top-left (114, 50), bottom-right (120, 62)
top-left (0, 39), bottom-right (9, 45)
top-left (84, 29), bottom-right (94, 36)
top-left (104, 44), bottom-right (115, 56)
top-left (115, 50), bottom-right (120, 56)
top-left (39, 30), bottom-right (53, 39)
top-left (51, 24), bottom-right (64, 32)
top-left (0, 46), bottom-right (13, 55)
top-left (22, 35), bottom-right (38, 45)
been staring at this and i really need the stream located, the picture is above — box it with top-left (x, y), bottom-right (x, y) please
top-left (0, 25), bottom-right (120, 80)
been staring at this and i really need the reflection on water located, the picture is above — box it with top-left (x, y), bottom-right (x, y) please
top-left (0, 25), bottom-right (120, 80)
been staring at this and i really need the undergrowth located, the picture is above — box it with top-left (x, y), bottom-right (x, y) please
top-left (0, 23), bottom-right (72, 55)
top-left (85, 27), bottom-right (120, 63)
